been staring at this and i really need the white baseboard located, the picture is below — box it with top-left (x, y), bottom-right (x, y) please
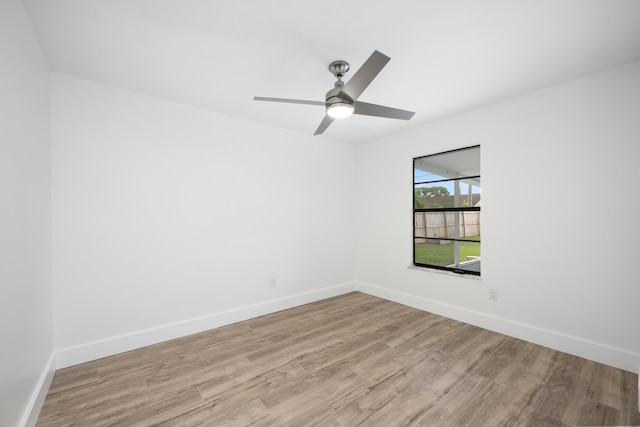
top-left (56, 282), bottom-right (357, 369)
top-left (20, 352), bottom-right (56, 427)
top-left (355, 281), bottom-right (640, 374)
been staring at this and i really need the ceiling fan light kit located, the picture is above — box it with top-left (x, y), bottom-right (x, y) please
top-left (326, 102), bottom-right (354, 119)
top-left (254, 50), bottom-right (415, 135)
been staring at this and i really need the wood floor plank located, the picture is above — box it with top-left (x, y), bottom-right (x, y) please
top-left (37, 377), bottom-right (150, 426)
top-left (125, 390), bottom-right (207, 427)
top-left (244, 323), bottom-right (343, 367)
top-left (442, 329), bottom-right (507, 377)
top-left (356, 369), bottom-right (442, 427)
top-left (585, 361), bottom-right (639, 415)
top-left (259, 340), bottom-right (390, 410)
top-left (419, 373), bottom-right (501, 426)
top-left (520, 341), bottom-right (559, 376)
top-left (466, 361), bottom-right (550, 426)
top-left (44, 362), bottom-right (99, 395)
top-left (258, 371), bottom-right (369, 426)
top-left (352, 344), bottom-right (408, 383)
top-left (147, 355), bottom-right (254, 402)
top-left (36, 292), bottom-right (639, 427)
top-left (198, 359), bottom-right (306, 404)
top-left (524, 409), bottom-right (569, 427)
top-left (534, 352), bottom-right (598, 425)
top-left (472, 337), bottom-right (535, 384)
top-left (333, 370), bottom-right (413, 426)
top-left (198, 333), bottom-right (262, 364)
top-left (382, 312), bottom-right (447, 348)
top-left (194, 397), bottom-right (271, 426)
top-left (621, 408), bottom-right (640, 426)
top-left (576, 397), bottom-right (624, 426)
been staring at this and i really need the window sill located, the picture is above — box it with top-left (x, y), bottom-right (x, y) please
top-left (407, 265), bottom-right (482, 280)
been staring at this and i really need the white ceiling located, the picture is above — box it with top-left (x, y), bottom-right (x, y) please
top-left (23, 0), bottom-right (640, 143)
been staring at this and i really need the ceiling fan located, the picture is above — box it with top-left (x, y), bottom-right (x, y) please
top-left (254, 50), bottom-right (415, 135)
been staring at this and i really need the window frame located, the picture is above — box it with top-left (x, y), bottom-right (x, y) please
top-left (413, 145), bottom-right (481, 276)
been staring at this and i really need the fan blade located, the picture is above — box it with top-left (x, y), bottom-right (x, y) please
top-left (339, 50), bottom-right (390, 102)
top-left (254, 96), bottom-right (324, 106)
top-left (353, 101), bottom-right (415, 120)
top-left (314, 115), bottom-right (335, 135)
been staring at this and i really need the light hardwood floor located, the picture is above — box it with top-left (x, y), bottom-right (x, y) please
top-left (37, 292), bottom-right (639, 426)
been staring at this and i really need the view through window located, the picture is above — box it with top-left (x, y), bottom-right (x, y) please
top-left (413, 145), bottom-right (481, 276)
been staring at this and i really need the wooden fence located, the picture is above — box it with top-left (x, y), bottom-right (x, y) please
top-left (414, 211), bottom-right (480, 242)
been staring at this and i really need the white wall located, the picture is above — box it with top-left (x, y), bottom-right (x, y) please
top-left (0, 1), bottom-right (53, 426)
top-left (46, 61), bottom-right (640, 374)
top-left (51, 74), bottom-right (356, 366)
top-left (355, 61), bottom-right (640, 372)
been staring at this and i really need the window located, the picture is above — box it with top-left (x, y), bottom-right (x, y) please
top-left (413, 145), bottom-right (481, 276)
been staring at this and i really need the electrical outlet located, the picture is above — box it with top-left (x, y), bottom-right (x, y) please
top-left (270, 278), bottom-right (277, 289)
top-left (489, 288), bottom-right (499, 302)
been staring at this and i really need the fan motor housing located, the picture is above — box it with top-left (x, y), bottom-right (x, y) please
top-left (325, 86), bottom-right (353, 108)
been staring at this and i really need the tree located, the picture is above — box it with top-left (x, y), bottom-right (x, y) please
top-left (414, 191), bottom-right (424, 209)
top-left (420, 186), bottom-right (450, 197)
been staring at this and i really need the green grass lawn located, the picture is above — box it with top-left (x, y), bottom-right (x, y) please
top-left (415, 235), bottom-right (480, 267)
